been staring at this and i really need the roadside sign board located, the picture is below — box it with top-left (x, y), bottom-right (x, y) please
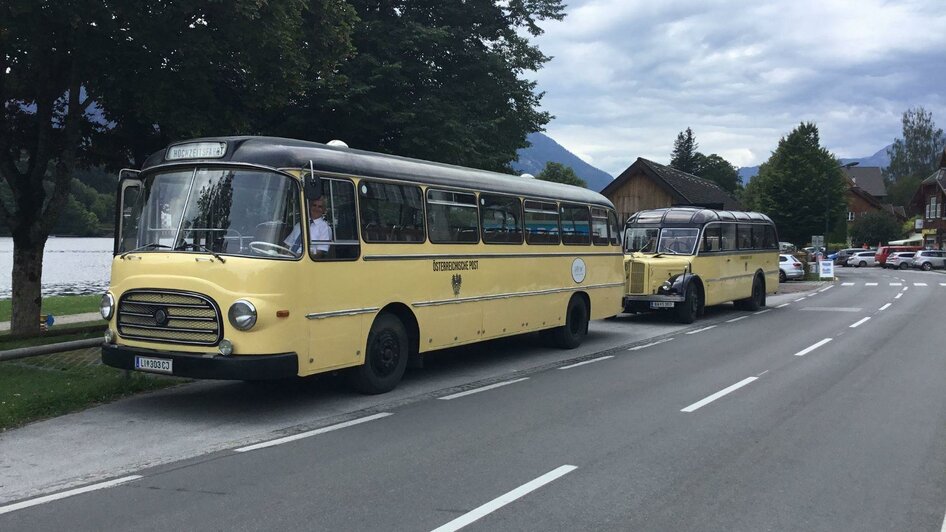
top-left (819, 260), bottom-right (834, 279)
top-left (812, 235), bottom-right (824, 248)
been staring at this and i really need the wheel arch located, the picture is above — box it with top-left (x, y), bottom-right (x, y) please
top-left (377, 302), bottom-right (420, 356)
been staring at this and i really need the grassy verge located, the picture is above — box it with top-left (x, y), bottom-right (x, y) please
top-left (0, 357), bottom-right (185, 431)
top-left (0, 294), bottom-right (101, 322)
top-left (0, 328), bottom-right (104, 350)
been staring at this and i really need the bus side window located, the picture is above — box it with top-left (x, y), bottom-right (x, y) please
top-left (750, 224), bottom-right (764, 249)
top-left (737, 224), bottom-right (752, 249)
top-left (608, 210), bottom-right (621, 246)
top-left (701, 225), bottom-right (721, 252)
top-left (591, 207), bottom-right (610, 245)
top-left (359, 181), bottom-right (425, 243)
top-left (318, 178), bottom-right (360, 260)
top-left (721, 223), bottom-right (737, 251)
top-left (763, 225), bottom-right (778, 249)
top-left (561, 204), bottom-right (591, 245)
top-left (480, 194), bottom-right (523, 244)
top-left (427, 189), bottom-right (479, 244)
top-left (524, 200), bottom-right (560, 245)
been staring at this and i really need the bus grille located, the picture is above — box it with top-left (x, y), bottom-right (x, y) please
top-left (117, 290), bottom-right (222, 346)
top-left (629, 262), bottom-right (645, 294)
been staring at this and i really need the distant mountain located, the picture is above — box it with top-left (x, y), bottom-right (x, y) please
top-left (738, 143), bottom-right (893, 184)
top-left (512, 132), bottom-right (614, 192)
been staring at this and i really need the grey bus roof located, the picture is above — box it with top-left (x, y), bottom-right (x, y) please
top-left (625, 207), bottom-right (773, 225)
top-left (142, 136), bottom-right (615, 209)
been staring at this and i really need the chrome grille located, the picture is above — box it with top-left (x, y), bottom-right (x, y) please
top-left (117, 290), bottom-right (222, 346)
top-left (629, 262), bottom-right (645, 294)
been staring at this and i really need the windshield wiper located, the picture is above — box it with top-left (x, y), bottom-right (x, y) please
top-left (175, 242), bottom-right (226, 263)
top-left (120, 242), bottom-right (173, 258)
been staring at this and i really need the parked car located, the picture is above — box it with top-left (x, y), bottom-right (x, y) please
top-left (911, 250), bottom-right (946, 271)
top-left (779, 242), bottom-right (796, 253)
top-left (779, 254), bottom-right (805, 282)
top-left (875, 245), bottom-right (922, 267)
top-left (835, 248), bottom-right (872, 266)
top-left (847, 251), bottom-right (876, 267)
top-left (884, 251), bottom-right (916, 269)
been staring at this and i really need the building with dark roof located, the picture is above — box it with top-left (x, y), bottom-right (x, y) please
top-left (912, 149), bottom-right (946, 249)
top-left (601, 158), bottom-right (742, 221)
top-left (842, 166), bottom-right (886, 201)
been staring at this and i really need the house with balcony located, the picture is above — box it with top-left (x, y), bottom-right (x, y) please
top-left (912, 149), bottom-right (946, 249)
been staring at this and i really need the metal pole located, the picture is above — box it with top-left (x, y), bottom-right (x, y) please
top-left (0, 338), bottom-right (103, 362)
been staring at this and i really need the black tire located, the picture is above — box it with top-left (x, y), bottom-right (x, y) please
top-left (674, 284), bottom-right (699, 324)
top-left (552, 295), bottom-right (589, 349)
top-left (737, 275), bottom-right (765, 311)
top-left (349, 313), bottom-right (409, 394)
top-left (858, 261), bottom-right (866, 267)
top-left (922, 262), bottom-right (932, 271)
top-left (779, 270), bottom-right (786, 283)
top-left (899, 263), bottom-right (908, 270)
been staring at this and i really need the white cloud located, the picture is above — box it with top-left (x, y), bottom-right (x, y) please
top-left (529, 0), bottom-right (946, 176)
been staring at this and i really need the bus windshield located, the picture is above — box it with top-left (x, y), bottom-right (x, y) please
top-left (625, 226), bottom-right (699, 255)
top-left (119, 168), bottom-right (302, 258)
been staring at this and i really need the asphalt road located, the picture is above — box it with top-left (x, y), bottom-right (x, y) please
top-left (2, 266), bottom-right (946, 531)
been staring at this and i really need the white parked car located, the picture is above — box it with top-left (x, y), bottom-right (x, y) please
top-left (779, 254), bottom-right (804, 282)
top-left (884, 251), bottom-right (916, 270)
top-left (846, 251), bottom-right (876, 268)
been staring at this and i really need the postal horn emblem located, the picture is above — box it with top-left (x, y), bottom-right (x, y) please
top-left (153, 308), bottom-right (169, 326)
top-left (452, 273), bottom-right (462, 296)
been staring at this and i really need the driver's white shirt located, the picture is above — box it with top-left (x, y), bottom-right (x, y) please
top-left (284, 217), bottom-right (331, 253)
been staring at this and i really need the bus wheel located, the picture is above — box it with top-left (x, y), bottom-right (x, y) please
top-left (675, 285), bottom-right (699, 324)
top-left (349, 313), bottom-right (408, 394)
top-left (552, 295), bottom-right (589, 349)
top-left (738, 275), bottom-right (765, 311)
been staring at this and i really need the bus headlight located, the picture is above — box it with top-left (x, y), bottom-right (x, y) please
top-left (100, 293), bottom-right (115, 320)
top-left (228, 300), bottom-right (257, 331)
top-left (660, 281), bottom-right (672, 292)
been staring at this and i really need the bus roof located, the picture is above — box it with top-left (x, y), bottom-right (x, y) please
top-left (142, 136), bottom-right (615, 209)
top-left (625, 207), bottom-right (773, 226)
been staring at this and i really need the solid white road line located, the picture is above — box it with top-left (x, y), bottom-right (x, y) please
top-left (914, 282), bottom-right (928, 287)
top-left (776, 303), bottom-right (790, 308)
top-left (559, 356), bottom-right (614, 369)
top-left (628, 338), bottom-right (674, 351)
top-left (754, 309), bottom-right (772, 315)
top-left (850, 317), bottom-right (871, 328)
top-left (235, 413), bottom-right (393, 452)
top-left (895, 293), bottom-right (903, 299)
top-left (819, 285), bottom-right (834, 292)
top-left (430, 465), bottom-right (578, 532)
top-left (725, 316), bottom-right (748, 323)
top-left (794, 297), bottom-right (807, 302)
top-left (879, 303), bottom-right (892, 311)
top-left (0, 475), bottom-right (142, 515)
top-left (841, 282), bottom-right (855, 286)
top-left (439, 378), bottom-right (529, 401)
top-left (865, 282), bottom-right (878, 286)
top-left (681, 377), bottom-right (758, 413)
top-left (685, 325), bottom-right (717, 335)
top-left (889, 282), bottom-right (902, 286)
top-left (940, 283), bottom-right (946, 287)
top-left (793, 338), bottom-right (833, 357)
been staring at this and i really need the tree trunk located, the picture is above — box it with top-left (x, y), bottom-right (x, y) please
top-left (10, 240), bottom-right (45, 335)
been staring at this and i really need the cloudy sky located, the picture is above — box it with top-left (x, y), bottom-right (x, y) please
top-left (528, 0), bottom-right (946, 176)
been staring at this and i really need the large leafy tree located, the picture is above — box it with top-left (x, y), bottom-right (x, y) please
top-left (849, 211), bottom-right (903, 247)
top-left (754, 123), bottom-right (846, 245)
top-left (276, 0), bottom-right (566, 172)
top-left (884, 106), bottom-right (945, 183)
top-left (694, 153), bottom-right (741, 194)
top-left (0, 0), bottom-right (354, 334)
top-left (537, 162), bottom-right (586, 187)
top-left (670, 127), bottom-right (699, 174)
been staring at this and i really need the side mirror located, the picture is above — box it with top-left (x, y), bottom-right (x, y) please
top-left (305, 173), bottom-right (322, 200)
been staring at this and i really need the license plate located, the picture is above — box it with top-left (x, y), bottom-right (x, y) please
top-left (650, 301), bottom-right (675, 309)
top-left (134, 356), bottom-right (173, 374)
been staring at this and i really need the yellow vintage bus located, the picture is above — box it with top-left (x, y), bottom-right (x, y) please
top-left (100, 136), bottom-right (625, 393)
top-left (622, 207), bottom-right (779, 323)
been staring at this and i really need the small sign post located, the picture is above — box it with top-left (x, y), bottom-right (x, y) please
top-left (819, 260), bottom-right (834, 279)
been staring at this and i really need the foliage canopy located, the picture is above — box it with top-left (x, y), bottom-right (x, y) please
top-left (537, 162), bottom-right (586, 188)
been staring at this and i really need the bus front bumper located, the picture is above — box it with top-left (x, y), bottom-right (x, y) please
top-left (102, 344), bottom-right (298, 380)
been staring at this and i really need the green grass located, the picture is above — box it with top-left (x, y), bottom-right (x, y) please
top-left (0, 294), bottom-right (101, 322)
top-left (0, 360), bottom-right (184, 431)
top-left (0, 329), bottom-right (104, 350)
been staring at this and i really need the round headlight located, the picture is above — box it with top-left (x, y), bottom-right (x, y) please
top-left (100, 293), bottom-right (115, 320)
top-left (661, 281), bottom-right (672, 292)
top-left (228, 300), bottom-right (257, 331)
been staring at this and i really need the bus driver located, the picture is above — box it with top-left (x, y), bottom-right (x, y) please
top-left (284, 197), bottom-right (332, 258)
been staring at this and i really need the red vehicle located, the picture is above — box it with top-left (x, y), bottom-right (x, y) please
top-left (875, 245), bottom-right (922, 266)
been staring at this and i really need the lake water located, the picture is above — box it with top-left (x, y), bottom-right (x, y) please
top-left (0, 237), bottom-right (114, 299)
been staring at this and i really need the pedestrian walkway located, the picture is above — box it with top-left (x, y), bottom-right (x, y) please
top-left (0, 312), bottom-right (103, 332)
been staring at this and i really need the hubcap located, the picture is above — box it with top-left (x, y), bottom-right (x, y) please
top-left (371, 329), bottom-right (400, 376)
